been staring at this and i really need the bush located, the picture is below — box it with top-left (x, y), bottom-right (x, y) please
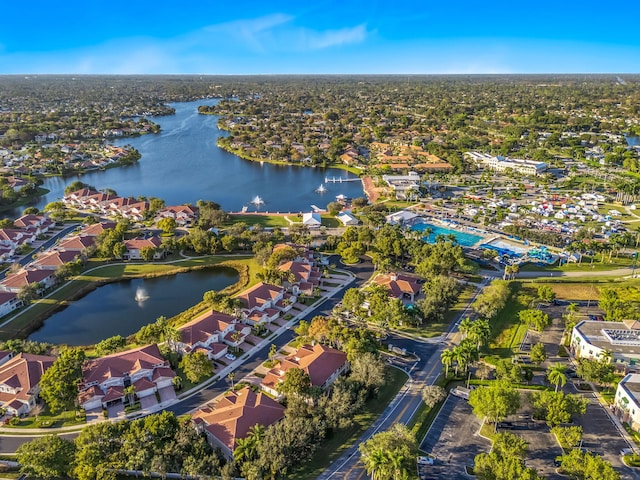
top-left (9, 416), bottom-right (20, 426)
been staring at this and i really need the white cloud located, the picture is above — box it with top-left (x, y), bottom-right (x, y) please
top-left (303, 24), bottom-right (368, 50)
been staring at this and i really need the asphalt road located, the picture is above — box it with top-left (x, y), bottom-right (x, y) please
top-left (0, 255), bottom-right (374, 452)
top-left (317, 277), bottom-right (489, 480)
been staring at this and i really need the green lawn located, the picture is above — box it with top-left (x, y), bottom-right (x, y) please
top-left (291, 366), bottom-right (409, 480)
top-left (521, 255), bottom-right (637, 272)
top-left (228, 214), bottom-right (290, 227)
top-left (489, 283), bottom-right (533, 357)
top-left (5, 406), bottom-right (86, 429)
top-left (321, 215), bottom-right (340, 228)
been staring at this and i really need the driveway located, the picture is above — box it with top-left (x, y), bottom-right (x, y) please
top-left (140, 395), bottom-right (158, 410)
top-left (420, 395), bottom-right (490, 479)
top-left (158, 386), bottom-right (177, 404)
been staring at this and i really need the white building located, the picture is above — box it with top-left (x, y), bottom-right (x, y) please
top-left (465, 152), bottom-right (547, 175)
top-left (571, 320), bottom-right (640, 369)
top-left (615, 373), bottom-right (640, 431)
top-left (302, 212), bottom-right (321, 228)
top-left (337, 211), bottom-right (359, 226)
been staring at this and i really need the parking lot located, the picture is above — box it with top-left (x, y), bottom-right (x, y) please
top-left (420, 395), bottom-right (490, 479)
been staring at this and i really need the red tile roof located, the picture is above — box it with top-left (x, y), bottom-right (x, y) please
top-left (32, 250), bottom-right (80, 268)
top-left (57, 235), bottom-right (95, 251)
top-left (1, 269), bottom-right (54, 290)
top-left (0, 353), bottom-right (55, 405)
top-left (237, 282), bottom-right (283, 310)
top-left (81, 344), bottom-right (170, 386)
top-left (192, 387), bottom-right (284, 452)
top-left (374, 272), bottom-right (422, 298)
top-left (179, 310), bottom-right (236, 346)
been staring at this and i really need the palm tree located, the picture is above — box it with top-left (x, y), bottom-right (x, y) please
top-left (123, 385), bottom-right (136, 406)
top-left (228, 372), bottom-right (235, 390)
top-left (547, 364), bottom-right (567, 392)
top-left (388, 451), bottom-right (407, 480)
top-left (163, 325), bottom-right (181, 352)
top-left (440, 349), bottom-right (455, 378)
top-left (459, 317), bottom-right (474, 339)
top-left (362, 448), bottom-right (389, 480)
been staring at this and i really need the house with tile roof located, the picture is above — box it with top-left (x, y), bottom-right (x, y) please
top-left (236, 282), bottom-right (295, 326)
top-left (13, 214), bottom-right (54, 235)
top-left (57, 235), bottom-right (95, 252)
top-left (0, 269), bottom-right (57, 294)
top-left (155, 205), bottom-right (200, 226)
top-left (0, 353), bottom-right (55, 416)
top-left (374, 272), bottom-right (423, 302)
top-left (31, 250), bottom-right (82, 270)
top-left (177, 310), bottom-right (251, 360)
top-left (0, 291), bottom-right (22, 317)
top-left (278, 260), bottom-right (322, 296)
top-left (77, 344), bottom-right (175, 411)
top-left (123, 236), bottom-right (165, 260)
top-left (261, 343), bottom-right (349, 397)
top-left (81, 221), bottom-right (117, 236)
top-left (192, 387), bottom-right (285, 457)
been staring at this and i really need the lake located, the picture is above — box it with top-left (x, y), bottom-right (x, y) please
top-left (28, 267), bottom-right (238, 346)
top-left (25, 99), bottom-right (364, 215)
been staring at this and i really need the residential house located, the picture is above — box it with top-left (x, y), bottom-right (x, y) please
top-left (177, 310), bottom-right (251, 360)
top-left (261, 343), bottom-right (349, 397)
top-left (0, 291), bottom-right (22, 317)
top-left (278, 260), bottom-right (321, 296)
top-left (0, 269), bottom-right (57, 294)
top-left (31, 250), bottom-right (81, 270)
top-left (13, 214), bottom-right (54, 235)
top-left (337, 211), bottom-right (359, 226)
top-left (123, 237), bottom-right (165, 260)
top-left (57, 235), bottom-right (95, 252)
top-left (374, 272), bottom-right (423, 302)
top-left (237, 282), bottom-right (295, 326)
top-left (81, 221), bottom-right (117, 236)
top-left (77, 344), bottom-right (176, 411)
top-left (0, 228), bottom-right (36, 250)
top-left (0, 353), bottom-right (55, 416)
top-left (192, 387), bottom-right (285, 458)
top-left (156, 205), bottom-right (200, 226)
top-left (301, 212), bottom-right (321, 228)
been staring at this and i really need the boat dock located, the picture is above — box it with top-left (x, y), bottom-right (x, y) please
top-left (325, 176), bottom-right (360, 183)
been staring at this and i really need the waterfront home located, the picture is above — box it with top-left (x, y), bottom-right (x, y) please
top-left (192, 387), bottom-right (285, 458)
top-left (77, 344), bottom-right (176, 412)
top-left (0, 353), bottom-right (55, 416)
top-left (301, 212), bottom-right (321, 228)
top-left (0, 228), bottom-right (36, 250)
top-left (155, 205), bottom-right (200, 226)
top-left (31, 250), bottom-right (82, 270)
top-left (177, 310), bottom-right (251, 360)
top-left (57, 235), bottom-right (95, 252)
top-left (0, 269), bottom-right (57, 294)
top-left (374, 272), bottom-right (423, 302)
top-left (261, 343), bottom-right (349, 397)
top-left (0, 291), bottom-right (22, 317)
top-left (122, 236), bottom-right (165, 260)
top-left (337, 211), bottom-right (359, 226)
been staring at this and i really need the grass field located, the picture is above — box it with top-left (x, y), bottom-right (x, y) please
top-left (489, 283), bottom-right (534, 357)
top-left (521, 255), bottom-right (636, 272)
top-left (228, 214), bottom-right (290, 227)
top-left (292, 367), bottom-right (408, 480)
top-left (521, 281), bottom-right (601, 301)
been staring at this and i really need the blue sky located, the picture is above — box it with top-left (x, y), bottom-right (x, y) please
top-left (2, 0), bottom-right (639, 74)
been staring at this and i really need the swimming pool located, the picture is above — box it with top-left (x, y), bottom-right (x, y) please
top-left (411, 222), bottom-right (483, 247)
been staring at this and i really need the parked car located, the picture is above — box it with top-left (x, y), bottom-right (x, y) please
top-left (225, 353), bottom-right (236, 361)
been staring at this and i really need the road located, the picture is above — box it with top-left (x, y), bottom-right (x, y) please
top-left (317, 277), bottom-right (489, 480)
top-left (0, 255), bottom-right (375, 453)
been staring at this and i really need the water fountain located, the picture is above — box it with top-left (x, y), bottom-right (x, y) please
top-left (134, 286), bottom-right (149, 303)
top-left (250, 195), bottom-right (264, 206)
top-left (316, 184), bottom-right (327, 193)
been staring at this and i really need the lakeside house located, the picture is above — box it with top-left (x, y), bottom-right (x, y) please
top-left (261, 343), bottom-right (349, 397)
top-left (31, 250), bottom-right (82, 270)
top-left (155, 205), bottom-right (200, 227)
top-left (192, 386), bottom-right (285, 458)
top-left (0, 353), bottom-right (55, 416)
top-left (337, 211), bottom-right (359, 226)
top-left (301, 212), bottom-right (322, 228)
top-left (177, 310), bottom-right (251, 360)
top-left (0, 269), bottom-right (57, 294)
top-left (122, 236), bottom-right (165, 260)
top-left (77, 344), bottom-right (176, 412)
top-left (0, 291), bottom-right (22, 317)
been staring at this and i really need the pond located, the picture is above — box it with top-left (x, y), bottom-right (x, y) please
top-left (28, 267), bottom-right (239, 346)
